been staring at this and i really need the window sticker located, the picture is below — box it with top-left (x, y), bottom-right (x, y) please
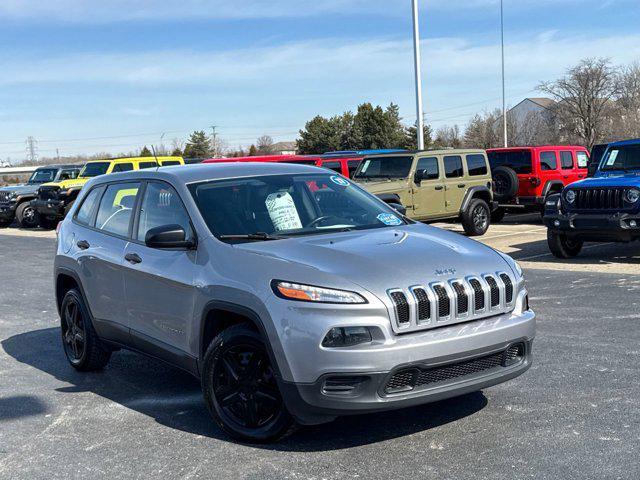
top-left (377, 213), bottom-right (402, 226)
top-left (330, 175), bottom-right (350, 187)
top-left (360, 160), bottom-right (370, 173)
top-left (605, 150), bottom-right (619, 166)
top-left (265, 191), bottom-right (302, 231)
top-left (577, 151), bottom-right (589, 168)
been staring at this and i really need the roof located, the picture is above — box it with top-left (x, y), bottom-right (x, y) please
top-left (270, 141), bottom-right (297, 151)
top-left (362, 148), bottom-right (486, 158)
top-left (204, 154), bottom-right (319, 163)
top-left (324, 149), bottom-right (406, 156)
top-left (87, 161), bottom-right (329, 186)
top-left (609, 138), bottom-right (640, 147)
top-left (487, 145), bottom-right (588, 152)
top-left (37, 164), bottom-right (83, 169)
top-left (527, 97), bottom-right (556, 109)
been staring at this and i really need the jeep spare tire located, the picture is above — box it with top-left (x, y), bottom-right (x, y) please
top-left (492, 166), bottom-right (519, 201)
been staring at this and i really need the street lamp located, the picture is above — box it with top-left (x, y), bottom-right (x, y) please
top-left (501, 0), bottom-right (508, 147)
top-left (412, 0), bottom-right (425, 150)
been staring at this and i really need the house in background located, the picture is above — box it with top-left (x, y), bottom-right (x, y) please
top-left (509, 97), bottom-right (556, 125)
top-left (270, 141), bottom-right (297, 155)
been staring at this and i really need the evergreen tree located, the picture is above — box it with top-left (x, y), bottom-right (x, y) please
top-left (183, 130), bottom-right (211, 158)
top-left (139, 146), bottom-right (153, 157)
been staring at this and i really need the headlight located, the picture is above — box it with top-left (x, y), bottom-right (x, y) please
top-left (625, 188), bottom-right (640, 204)
top-left (513, 260), bottom-right (523, 278)
top-left (272, 281), bottom-right (366, 304)
top-left (565, 190), bottom-right (576, 204)
top-left (498, 252), bottom-right (524, 280)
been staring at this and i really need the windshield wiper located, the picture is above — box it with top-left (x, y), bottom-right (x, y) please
top-left (218, 232), bottom-right (284, 241)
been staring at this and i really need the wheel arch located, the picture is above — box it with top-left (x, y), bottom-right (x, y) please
top-left (460, 186), bottom-right (492, 214)
top-left (55, 267), bottom-right (91, 318)
top-left (542, 180), bottom-right (565, 198)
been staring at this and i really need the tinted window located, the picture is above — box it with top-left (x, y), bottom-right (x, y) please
top-left (322, 161), bottom-right (342, 173)
top-left (560, 151), bottom-right (573, 169)
top-left (466, 154), bottom-right (488, 176)
top-left (282, 160), bottom-right (317, 166)
top-left (487, 150), bottom-right (532, 174)
top-left (28, 169), bottom-right (57, 184)
top-left (589, 145), bottom-right (607, 168)
top-left (444, 156), bottom-right (463, 178)
top-left (59, 169), bottom-right (79, 181)
top-left (75, 187), bottom-right (104, 226)
top-left (112, 163), bottom-right (134, 172)
top-left (416, 157), bottom-right (439, 179)
top-left (160, 160), bottom-right (181, 166)
top-left (81, 162), bottom-right (110, 178)
top-left (577, 151), bottom-right (589, 169)
top-left (347, 160), bottom-right (361, 177)
top-left (601, 145), bottom-right (640, 171)
top-left (139, 162), bottom-right (158, 170)
top-left (540, 152), bottom-right (558, 171)
top-left (354, 156), bottom-right (413, 179)
top-left (95, 182), bottom-right (140, 237)
top-left (137, 182), bottom-right (193, 242)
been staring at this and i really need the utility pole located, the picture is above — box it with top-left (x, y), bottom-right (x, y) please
top-left (411, 0), bottom-right (425, 150)
top-left (210, 125), bottom-right (218, 156)
top-left (500, 0), bottom-right (508, 147)
top-left (56, 148), bottom-right (60, 161)
top-left (25, 136), bottom-right (38, 163)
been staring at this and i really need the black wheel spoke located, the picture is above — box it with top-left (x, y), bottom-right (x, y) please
top-left (220, 390), bottom-right (241, 407)
top-left (222, 355), bottom-right (241, 383)
top-left (243, 352), bottom-right (263, 379)
top-left (255, 387), bottom-right (279, 406)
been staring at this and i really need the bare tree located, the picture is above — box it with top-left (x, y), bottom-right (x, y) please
top-left (433, 125), bottom-right (462, 149)
top-left (256, 135), bottom-right (274, 155)
top-left (538, 58), bottom-right (619, 148)
top-left (615, 62), bottom-right (640, 139)
top-left (464, 110), bottom-right (501, 148)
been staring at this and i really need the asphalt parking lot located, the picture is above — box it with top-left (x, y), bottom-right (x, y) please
top-left (1, 214), bottom-right (639, 480)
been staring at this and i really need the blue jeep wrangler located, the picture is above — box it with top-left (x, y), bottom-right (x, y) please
top-left (544, 139), bottom-right (640, 258)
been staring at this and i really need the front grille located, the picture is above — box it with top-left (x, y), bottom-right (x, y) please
top-left (0, 191), bottom-right (10, 202)
top-left (573, 188), bottom-right (625, 211)
top-left (38, 186), bottom-right (60, 201)
top-left (384, 343), bottom-right (526, 395)
top-left (387, 272), bottom-right (516, 333)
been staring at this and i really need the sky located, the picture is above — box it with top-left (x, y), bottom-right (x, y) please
top-left (1, 0), bottom-right (639, 161)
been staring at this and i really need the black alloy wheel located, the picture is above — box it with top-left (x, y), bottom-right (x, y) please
top-left (472, 204), bottom-right (489, 232)
top-left (61, 294), bottom-right (87, 364)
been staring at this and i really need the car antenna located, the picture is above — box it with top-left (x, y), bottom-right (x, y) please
top-left (151, 145), bottom-right (160, 172)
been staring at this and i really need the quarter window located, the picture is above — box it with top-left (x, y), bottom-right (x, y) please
top-left (322, 161), bottom-right (342, 174)
top-left (560, 151), bottom-right (573, 170)
top-left (113, 163), bottom-right (134, 172)
top-left (161, 160), bottom-right (181, 166)
top-left (139, 162), bottom-right (158, 170)
top-left (444, 156), bottom-right (463, 178)
top-left (75, 187), bottom-right (104, 226)
top-left (465, 154), bottom-right (488, 176)
top-left (137, 182), bottom-right (193, 243)
top-left (540, 152), bottom-right (558, 171)
top-left (95, 182), bottom-right (141, 237)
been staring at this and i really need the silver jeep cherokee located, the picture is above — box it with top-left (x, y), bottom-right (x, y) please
top-left (54, 162), bottom-right (535, 442)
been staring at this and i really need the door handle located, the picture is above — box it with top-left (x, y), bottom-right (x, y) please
top-left (434, 185), bottom-right (444, 190)
top-left (125, 253), bottom-right (142, 265)
top-left (77, 240), bottom-right (90, 250)
top-left (458, 184), bottom-right (466, 188)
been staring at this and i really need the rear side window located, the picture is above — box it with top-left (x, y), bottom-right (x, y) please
top-left (560, 151), bottom-right (573, 169)
top-left (465, 154), bottom-right (488, 176)
top-left (112, 163), bottom-right (134, 172)
top-left (139, 162), bottom-right (158, 169)
top-left (161, 160), bottom-right (181, 167)
top-left (577, 151), bottom-right (589, 168)
top-left (444, 156), bottom-right (463, 178)
top-left (540, 152), bottom-right (558, 171)
top-left (137, 182), bottom-right (192, 242)
top-left (95, 182), bottom-right (141, 237)
top-left (59, 169), bottom-right (79, 181)
top-left (416, 157), bottom-right (439, 179)
top-left (487, 150), bottom-right (532, 174)
top-left (322, 161), bottom-right (342, 174)
top-left (75, 186), bottom-right (104, 226)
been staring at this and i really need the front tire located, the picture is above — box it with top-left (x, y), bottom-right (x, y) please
top-left (547, 230), bottom-right (583, 258)
top-left (16, 201), bottom-right (39, 228)
top-left (60, 289), bottom-right (112, 371)
top-left (462, 198), bottom-right (491, 236)
top-left (202, 324), bottom-right (296, 443)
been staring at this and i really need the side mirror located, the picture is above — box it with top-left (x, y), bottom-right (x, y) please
top-left (388, 203), bottom-right (407, 216)
top-left (145, 224), bottom-right (196, 249)
top-left (414, 169), bottom-right (425, 184)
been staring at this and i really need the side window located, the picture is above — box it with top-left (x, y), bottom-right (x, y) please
top-left (348, 160), bottom-right (361, 177)
top-left (444, 155), bottom-right (463, 178)
top-left (137, 182), bottom-right (193, 243)
top-left (416, 156), bottom-right (439, 179)
top-left (576, 151), bottom-right (589, 168)
top-left (560, 151), bottom-right (573, 170)
top-left (139, 162), bottom-right (158, 170)
top-left (465, 154), bottom-right (488, 176)
top-left (95, 182), bottom-right (141, 237)
top-left (322, 161), bottom-right (342, 174)
top-left (113, 163), bottom-right (134, 172)
top-left (540, 152), bottom-right (558, 171)
top-left (59, 169), bottom-right (79, 181)
top-left (161, 160), bottom-right (181, 167)
top-left (75, 186), bottom-right (104, 226)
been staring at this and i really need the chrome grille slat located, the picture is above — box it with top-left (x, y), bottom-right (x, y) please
top-left (387, 272), bottom-right (516, 334)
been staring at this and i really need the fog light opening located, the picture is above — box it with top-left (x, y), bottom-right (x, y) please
top-left (322, 327), bottom-right (372, 348)
top-left (629, 220), bottom-right (637, 228)
top-left (553, 220), bottom-right (561, 227)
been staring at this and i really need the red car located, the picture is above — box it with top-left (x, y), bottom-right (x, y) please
top-left (203, 155), bottom-right (363, 178)
top-left (487, 146), bottom-right (590, 221)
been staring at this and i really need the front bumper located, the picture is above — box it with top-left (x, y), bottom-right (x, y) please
top-left (544, 211), bottom-right (640, 242)
top-left (0, 201), bottom-right (17, 220)
top-left (32, 198), bottom-right (67, 219)
top-left (278, 306), bottom-right (535, 425)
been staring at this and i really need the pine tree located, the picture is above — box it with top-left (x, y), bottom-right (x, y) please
top-left (183, 131), bottom-right (211, 158)
top-left (140, 146), bottom-right (153, 157)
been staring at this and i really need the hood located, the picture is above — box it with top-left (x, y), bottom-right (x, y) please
top-left (353, 178), bottom-right (410, 195)
top-left (41, 177), bottom-right (89, 190)
top-left (0, 183), bottom-right (39, 195)
top-left (569, 173), bottom-right (640, 189)
top-left (234, 224), bottom-right (510, 298)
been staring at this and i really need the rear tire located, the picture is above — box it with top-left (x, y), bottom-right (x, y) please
top-left (547, 230), bottom-right (583, 258)
top-left (202, 324), bottom-right (296, 443)
top-left (16, 201), bottom-right (40, 229)
top-left (60, 289), bottom-right (112, 371)
top-left (462, 198), bottom-right (491, 236)
top-left (490, 207), bottom-right (506, 223)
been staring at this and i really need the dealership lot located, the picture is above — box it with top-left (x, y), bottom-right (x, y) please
top-left (1, 216), bottom-right (639, 479)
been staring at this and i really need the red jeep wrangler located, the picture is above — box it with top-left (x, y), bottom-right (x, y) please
top-left (203, 155), bottom-right (363, 178)
top-left (487, 146), bottom-right (589, 221)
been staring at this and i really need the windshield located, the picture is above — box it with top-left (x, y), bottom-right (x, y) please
top-left (353, 156), bottom-right (413, 180)
top-left (487, 150), bottom-right (532, 174)
top-left (600, 145), bottom-right (640, 171)
top-left (28, 168), bottom-right (58, 184)
top-left (188, 173), bottom-right (407, 242)
top-left (80, 162), bottom-right (110, 178)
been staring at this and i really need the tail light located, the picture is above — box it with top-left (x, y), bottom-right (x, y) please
top-left (55, 221), bottom-right (62, 236)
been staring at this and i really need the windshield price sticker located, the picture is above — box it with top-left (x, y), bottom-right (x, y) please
top-left (377, 213), bottom-right (402, 226)
top-left (606, 150), bottom-right (619, 166)
top-left (330, 175), bottom-right (350, 187)
top-left (265, 191), bottom-right (303, 231)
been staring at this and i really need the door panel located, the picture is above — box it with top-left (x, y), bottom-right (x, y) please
top-left (442, 155), bottom-right (465, 213)
top-left (412, 156), bottom-right (446, 218)
top-left (538, 150), bottom-right (562, 196)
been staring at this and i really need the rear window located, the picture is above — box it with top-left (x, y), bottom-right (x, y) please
top-left (444, 156), bottom-right (463, 178)
top-left (321, 161), bottom-right (342, 174)
top-left (488, 150), bottom-right (532, 174)
top-left (465, 154), bottom-right (488, 176)
top-left (540, 152), bottom-right (558, 171)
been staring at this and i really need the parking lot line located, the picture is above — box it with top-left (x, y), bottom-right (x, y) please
top-left (519, 242), bottom-right (615, 261)
top-left (481, 228), bottom-right (547, 241)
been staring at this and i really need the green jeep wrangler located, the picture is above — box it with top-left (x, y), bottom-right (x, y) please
top-left (352, 150), bottom-right (496, 236)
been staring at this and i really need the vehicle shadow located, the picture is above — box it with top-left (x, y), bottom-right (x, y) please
top-left (0, 395), bottom-right (49, 421)
top-left (508, 237), bottom-right (640, 265)
top-left (2, 327), bottom-right (488, 451)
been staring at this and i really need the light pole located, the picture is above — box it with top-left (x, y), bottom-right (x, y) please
top-left (412, 0), bottom-right (425, 150)
top-left (500, 0), bottom-right (508, 147)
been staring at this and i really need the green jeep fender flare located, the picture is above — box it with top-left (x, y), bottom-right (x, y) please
top-left (459, 186), bottom-right (494, 214)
